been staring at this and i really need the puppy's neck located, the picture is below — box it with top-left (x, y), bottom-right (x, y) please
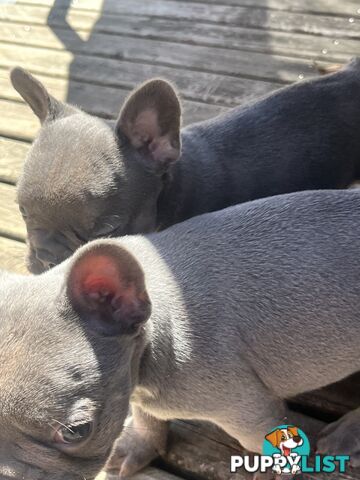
top-left (130, 304), bottom-right (185, 407)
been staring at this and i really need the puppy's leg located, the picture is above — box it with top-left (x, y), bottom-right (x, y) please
top-left (216, 382), bottom-right (324, 455)
top-left (105, 405), bottom-right (168, 478)
top-left (317, 407), bottom-right (360, 467)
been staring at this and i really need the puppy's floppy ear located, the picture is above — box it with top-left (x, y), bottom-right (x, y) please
top-left (265, 429), bottom-right (281, 448)
top-left (10, 67), bottom-right (64, 123)
top-left (67, 240), bottom-right (151, 336)
top-left (116, 78), bottom-right (181, 174)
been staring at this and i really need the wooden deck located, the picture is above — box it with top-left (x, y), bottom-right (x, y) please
top-left (0, 1), bottom-right (360, 479)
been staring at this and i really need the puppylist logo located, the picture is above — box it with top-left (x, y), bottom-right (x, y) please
top-left (230, 425), bottom-right (350, 475)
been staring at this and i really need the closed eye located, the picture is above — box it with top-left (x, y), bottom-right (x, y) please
top-left (92, 221), bottom-right (122, 239)
top-left (19, 206), bottom-right (27, 219)
top-left (94, 226), bottom-right (120, 238)
top-left (72, 229), bottom-right (88, 244)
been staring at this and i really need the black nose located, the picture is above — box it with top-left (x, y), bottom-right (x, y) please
top-left (293, 435), bottom-right (301, 443)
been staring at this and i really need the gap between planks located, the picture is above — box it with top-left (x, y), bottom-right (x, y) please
top-left (0, 39), bottom-right (288, 104)
top-left (0, 182), bottom-right (25, 241)
top-left (158, 0), bottom-right (360, 19)
top-left (0, 235), bottom-right (27, 274)
top-left (0, 66), bottom-right (230, 125)
top-left (13, 0), bottom-right (360, 28)
top-left (2, 3), bottom-right (360, 41)
top-left (0, 40), bottom-right (328, 89)
top-left (0, 16), bottom-right (359, 63)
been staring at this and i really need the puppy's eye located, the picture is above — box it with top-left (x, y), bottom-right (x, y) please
top-left (53, 422), bottom-right (93, 444)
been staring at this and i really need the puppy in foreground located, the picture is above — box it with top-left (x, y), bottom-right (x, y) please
top-left (0, 189), bottom-right (359, 480)
top-left (11, 59), bottom-right (360, 273)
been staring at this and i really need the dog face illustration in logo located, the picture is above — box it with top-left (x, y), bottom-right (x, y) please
top-left (265, 426), bottom-right (304, 475)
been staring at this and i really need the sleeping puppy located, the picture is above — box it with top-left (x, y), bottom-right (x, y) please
top-left (10, 59), bottom-right (360, 273)
top-left (0, 189), bottom-right (359, 480)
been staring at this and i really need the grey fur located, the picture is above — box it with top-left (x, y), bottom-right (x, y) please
top-left (11, 59), bottom-right (360, 273)
top-left (0, 189), bottom-right (359, 480)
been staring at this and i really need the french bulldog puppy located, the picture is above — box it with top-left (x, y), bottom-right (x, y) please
top-left (11, 59), bottom-right (360, 273)
top-left (0, 189), bottom-right (359, 480)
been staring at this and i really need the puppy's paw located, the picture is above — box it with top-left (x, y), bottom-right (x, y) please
top-left (317, 410), bottom-right (360, 468)
top-left (105, 428), bottom-right (165, 478)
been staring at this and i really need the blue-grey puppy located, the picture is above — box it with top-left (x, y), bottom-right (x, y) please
top-left (11, 59), bottom-right (360, 273)
top-left (0, 189), bottom-right (358, 480)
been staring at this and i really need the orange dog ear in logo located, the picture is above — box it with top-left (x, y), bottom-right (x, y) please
top-left (265, 429), bottom-right (282, 447)
top-left (288, 426), bottom-right (299, 437)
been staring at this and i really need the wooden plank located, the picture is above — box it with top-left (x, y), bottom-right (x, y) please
top-left (177, 0), bottom-right (360, 18)
top-left (0, 43), bottom-right (282, 107)
top-left (0, 236), bottom-right (27, 274)
top-left (0, 99), bottom-right (40, 142)
top-left (0, 23), bottom-right (333, 81)
top-left (13, 0), bottom-right (360, 38)
top-left (0, 136), bottom-right (28, 184)
top-left (165, 421), bottom-right (247, 480)
top-left (0, 69), bottom-right (228, 126)
top-left (2, 6), bottom-right (360, 59)
top-left (0, 40), bottom-right (324, 90)
top-left (0, 18), bottom-right (356, 65)
top-left (0, 182), bottom-right (26, 241)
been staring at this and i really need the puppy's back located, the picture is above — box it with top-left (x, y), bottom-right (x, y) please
top-left (123, 189), bottom-right (360, 396)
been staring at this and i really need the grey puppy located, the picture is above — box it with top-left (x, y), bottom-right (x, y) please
top-left (10, 59), bottom-right (360, 273)
top-left (0, 189), bottom-right (359, 480)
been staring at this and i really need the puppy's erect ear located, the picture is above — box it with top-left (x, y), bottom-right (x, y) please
top-left (10, 67), bottom-right (63, 123)
top-left (67, 241), bottom-right (151, 336)
top-left (265, 429), bottom-right (281, 448)
top-left (116, 78), bottom-right (181, 174)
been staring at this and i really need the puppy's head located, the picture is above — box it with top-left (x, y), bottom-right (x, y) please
top-left (11, 67), bottom-right (182, 273)
top-left (0, 239), bottom-right (151, 479)
top-left (265, 426), bottom-right (303, 451)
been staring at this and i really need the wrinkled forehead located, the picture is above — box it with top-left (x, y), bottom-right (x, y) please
top-left (0, 272), bottom-right (106, 480)
top-left (18, 114), bottom-right (121, 206)
top-left (0, 272), bottom-right (100, 410)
